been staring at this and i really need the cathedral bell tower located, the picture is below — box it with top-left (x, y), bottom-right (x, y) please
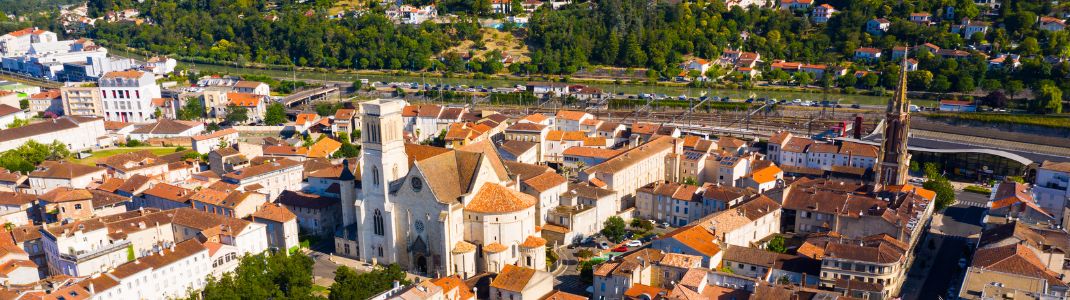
top-left (357, 99), bottom-right (410, 264)
top-left (874, 55), bottom-right (912, 189)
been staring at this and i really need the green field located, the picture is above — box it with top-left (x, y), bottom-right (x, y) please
top-left (71, 147), bottom-right (181, 166)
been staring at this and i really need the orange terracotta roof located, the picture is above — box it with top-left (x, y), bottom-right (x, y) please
top-left (555, 110), bottom-right (589, 121)
top-left (520, 235), bottom-right (547, 248)
top-left (562, 146), bottom-right (621, 159)
top-left (227, 92), bottom-right (261, 107)
top-left (295, 113), bottom-right (319, 126)
top-left (483, 242), bottom-right (508, 253)
top-left (750, 165), bottom-right (782, 184)
top-left (466, 183), bottom-right (537, 214)
top-left (625, 283), bottom-right (669, 299)
top-left (432, 275), bottom-right (475, 300)
top-left (521, 113), bottom-right (549, 123)
top-left (523, 172), bottom-right (567, 192)
top-left (102, 70), bottom-right (145, 79)
top-left (251, 203), bottom-right (297, 222)
top-left (306, 137), bottom-right (342, 158)
top-left (659, 225), bottom-right (721, 256)
top-left (491, 265), bottom-right (536, 292)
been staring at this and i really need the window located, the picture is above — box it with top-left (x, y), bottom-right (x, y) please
top-left (373, 209), bottom-right (384, 236)
top-left (74, 204), bottom-right (82, 210)
top-left (373, 167), bottom-right (380, 186)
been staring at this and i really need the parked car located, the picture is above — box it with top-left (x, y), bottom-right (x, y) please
top-left (626, 240), bottom-right (643, 247)
top-left (599, 242), bottom-right (610, 250)
top-left (661, 222), bottom-right (671, 228)
top-left (850, 104), bottom-right (861, 109)
top-left (612, 246), bottom-right (629, 252)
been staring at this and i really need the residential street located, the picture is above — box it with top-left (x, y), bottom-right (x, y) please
top-left (902, 190), bottom-right (987, 300)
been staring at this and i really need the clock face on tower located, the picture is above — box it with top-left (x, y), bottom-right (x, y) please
top-left (414, 220), bottom-right (424, 233)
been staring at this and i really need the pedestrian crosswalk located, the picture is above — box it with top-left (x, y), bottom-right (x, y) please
top-left (956, 200), bottom-right (988, 208)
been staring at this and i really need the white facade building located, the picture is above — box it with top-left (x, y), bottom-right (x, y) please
top-left (99, 70), bottom-right (162, 123)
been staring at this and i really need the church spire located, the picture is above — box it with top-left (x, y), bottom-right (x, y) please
top-left (888, 55), bottom-right (910, 115)
top-left (874, 50), bottom-right (913, 189)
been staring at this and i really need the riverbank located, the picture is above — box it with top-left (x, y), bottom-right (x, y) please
top-left (108, 46), bottom-right (936, 107)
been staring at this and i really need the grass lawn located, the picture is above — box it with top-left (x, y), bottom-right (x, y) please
top-left (71, 147), bottom-right (181, 166)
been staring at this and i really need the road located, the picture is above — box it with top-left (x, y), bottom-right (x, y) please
top-left (903, 190), bottom-right (987, 300)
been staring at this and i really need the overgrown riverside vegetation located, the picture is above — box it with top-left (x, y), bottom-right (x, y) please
top-left (188, 251), bottom-right (409, 300)
top-left (926, 112), bottom-right (1070, 129)
top-left (62, 0), bottom-right (1068, 111)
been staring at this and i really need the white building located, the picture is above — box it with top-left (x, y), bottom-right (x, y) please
top-left (82, 239), bottom-right (210, 300)
top-left (221, 158), bottom-right (304, 200)
top-left (191, 128), bottom-right (239, 154)
top-left (0, 115), bottom-right (106, 152)
top-left (334, 99), bottom-right (545, 279)
top-left (99, 70), bottom-right (162, 123)
top-left (0, 28), bottom-right (58, 57)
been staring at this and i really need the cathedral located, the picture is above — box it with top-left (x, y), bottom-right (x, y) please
top-left (333, 99), bottom-right (546, 278)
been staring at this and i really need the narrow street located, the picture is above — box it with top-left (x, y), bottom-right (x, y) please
top-left (902, 191), bottom-right (987, 300)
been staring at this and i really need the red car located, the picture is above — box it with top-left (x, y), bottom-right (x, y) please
top-left (611, 246), bottom-right (628, 252)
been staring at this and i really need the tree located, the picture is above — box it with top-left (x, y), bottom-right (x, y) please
top-left (351, 79), bottom-right (363, 92)
top-left (315, 102), bottom-right (337, 116)
top-left (264, 102), bottom-right (287, 125)
top-left (0, 140), bottom-right (70, 173)
top-left (178, 98), bottom-right (204, 120)
top-left (1034, 83), bottom-right (1063, 114)
top-left (630, 218), bottom-right (654, 231)
top-left (981, 91), bottom-right (1009, 108)
top-left (767, 235), bottom-right (788, 253)
top-left (924, 177), bottom-right (956, 210)
top-left (196, 251), bottom-right (319, 299)
top-left (328, 264), bottom-right (410, 300)
top-left (224, 106), bottom-right (249, 124)
top-left (601, 216), bottom-right (627, 243)
top-left (1005, 80), bottom-right (1025, 99)
top-left (7, 118), bottom-right (29, 128)
top-left (153, 108), bottom-right (163, 119)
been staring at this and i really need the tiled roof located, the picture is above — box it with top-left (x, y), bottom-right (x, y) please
top-left (522, 172), bottom-right (567, 193)
top-left (499, 140), bottom-right (537, 156)
top-left (506, 122), bottom-right (547, 132)
top-left (131, 119), bottom-right (202, 134)
top-left (142, 183), bottom-right (192, 202)
top-left (451, 241), bottom-right (476, 253)
top-left (658, 252), bottom-right (703, 269)
top-left (584, 136), bottom-right (674, 175)
top-left (504, 161), bottom-right (553, 181)
top-left (555, 110), bottom-right (589, 121)
top-left (658, 225), bottom-right (720, 256)
top-left (520, 235), bottom-right (547, 248)
top-left (483, 242), bottom-right (508, 253)
top-left (101, 70), bottom-right (146, 79)
top-left (465, 183), bottom-right (537, 214)
top-left (234, 80), bottom-right (265, 89)
top-left (39, 187), bottom-right (93, 203)
top-left (191, 128), bottom-right (238, 141)
top-left (749, 165), bottom-right (782, 184)
top-left (432, 275), bottom-right (476, 300)
top-left (252, 203), bottom-right (297, 222)
top-left (306, 137), bottom-right (341, 158)
top-left (520, 113), bottom-right (549, 123)
top-left (0, 191), bottom-right (35, 206)
top-left (491, 265), bottom-right (536, 292)
top-left (29, 161), bottom-right (103, 179)
top-left (224, 158), bottom-right (302, 180)
top-left (971, 243), bottom-right (1065, 286)
top-left (225, 92), bottom-right (262, 107)
top-left (277, 190), bottom-right (339, 210)
top-left (334, 108), bottom-right (356, 120)
top-left (110, 239), bottom-right (207, 279)
top-left (562, 146), bottom-right (621, 159)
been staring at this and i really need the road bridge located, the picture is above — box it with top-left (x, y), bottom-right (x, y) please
top-left (281, 87), bottom-right (340, 107)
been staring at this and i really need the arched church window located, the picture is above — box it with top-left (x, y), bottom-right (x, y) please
top-left (374, 209), bottom-right (384, 236)
top-left (373, 167), bottom-right (380, 186)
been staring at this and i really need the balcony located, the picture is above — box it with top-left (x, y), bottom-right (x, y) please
top-left (58, 240), bottom-right (130, 262)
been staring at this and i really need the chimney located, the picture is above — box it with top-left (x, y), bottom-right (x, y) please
top-left (88, 283), bottom-right (95, 294)
top-left (853, 114), bottom-right (863, 139)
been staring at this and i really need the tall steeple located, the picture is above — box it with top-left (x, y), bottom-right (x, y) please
top-left (874, 55), bottom-right (912, 189)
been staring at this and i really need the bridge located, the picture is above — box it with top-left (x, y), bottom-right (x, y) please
top-left (280, 86), bottom-right (340, 107)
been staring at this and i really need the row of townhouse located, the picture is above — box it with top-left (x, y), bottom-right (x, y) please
top-left (767, 131), bottom-right (879, 178)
